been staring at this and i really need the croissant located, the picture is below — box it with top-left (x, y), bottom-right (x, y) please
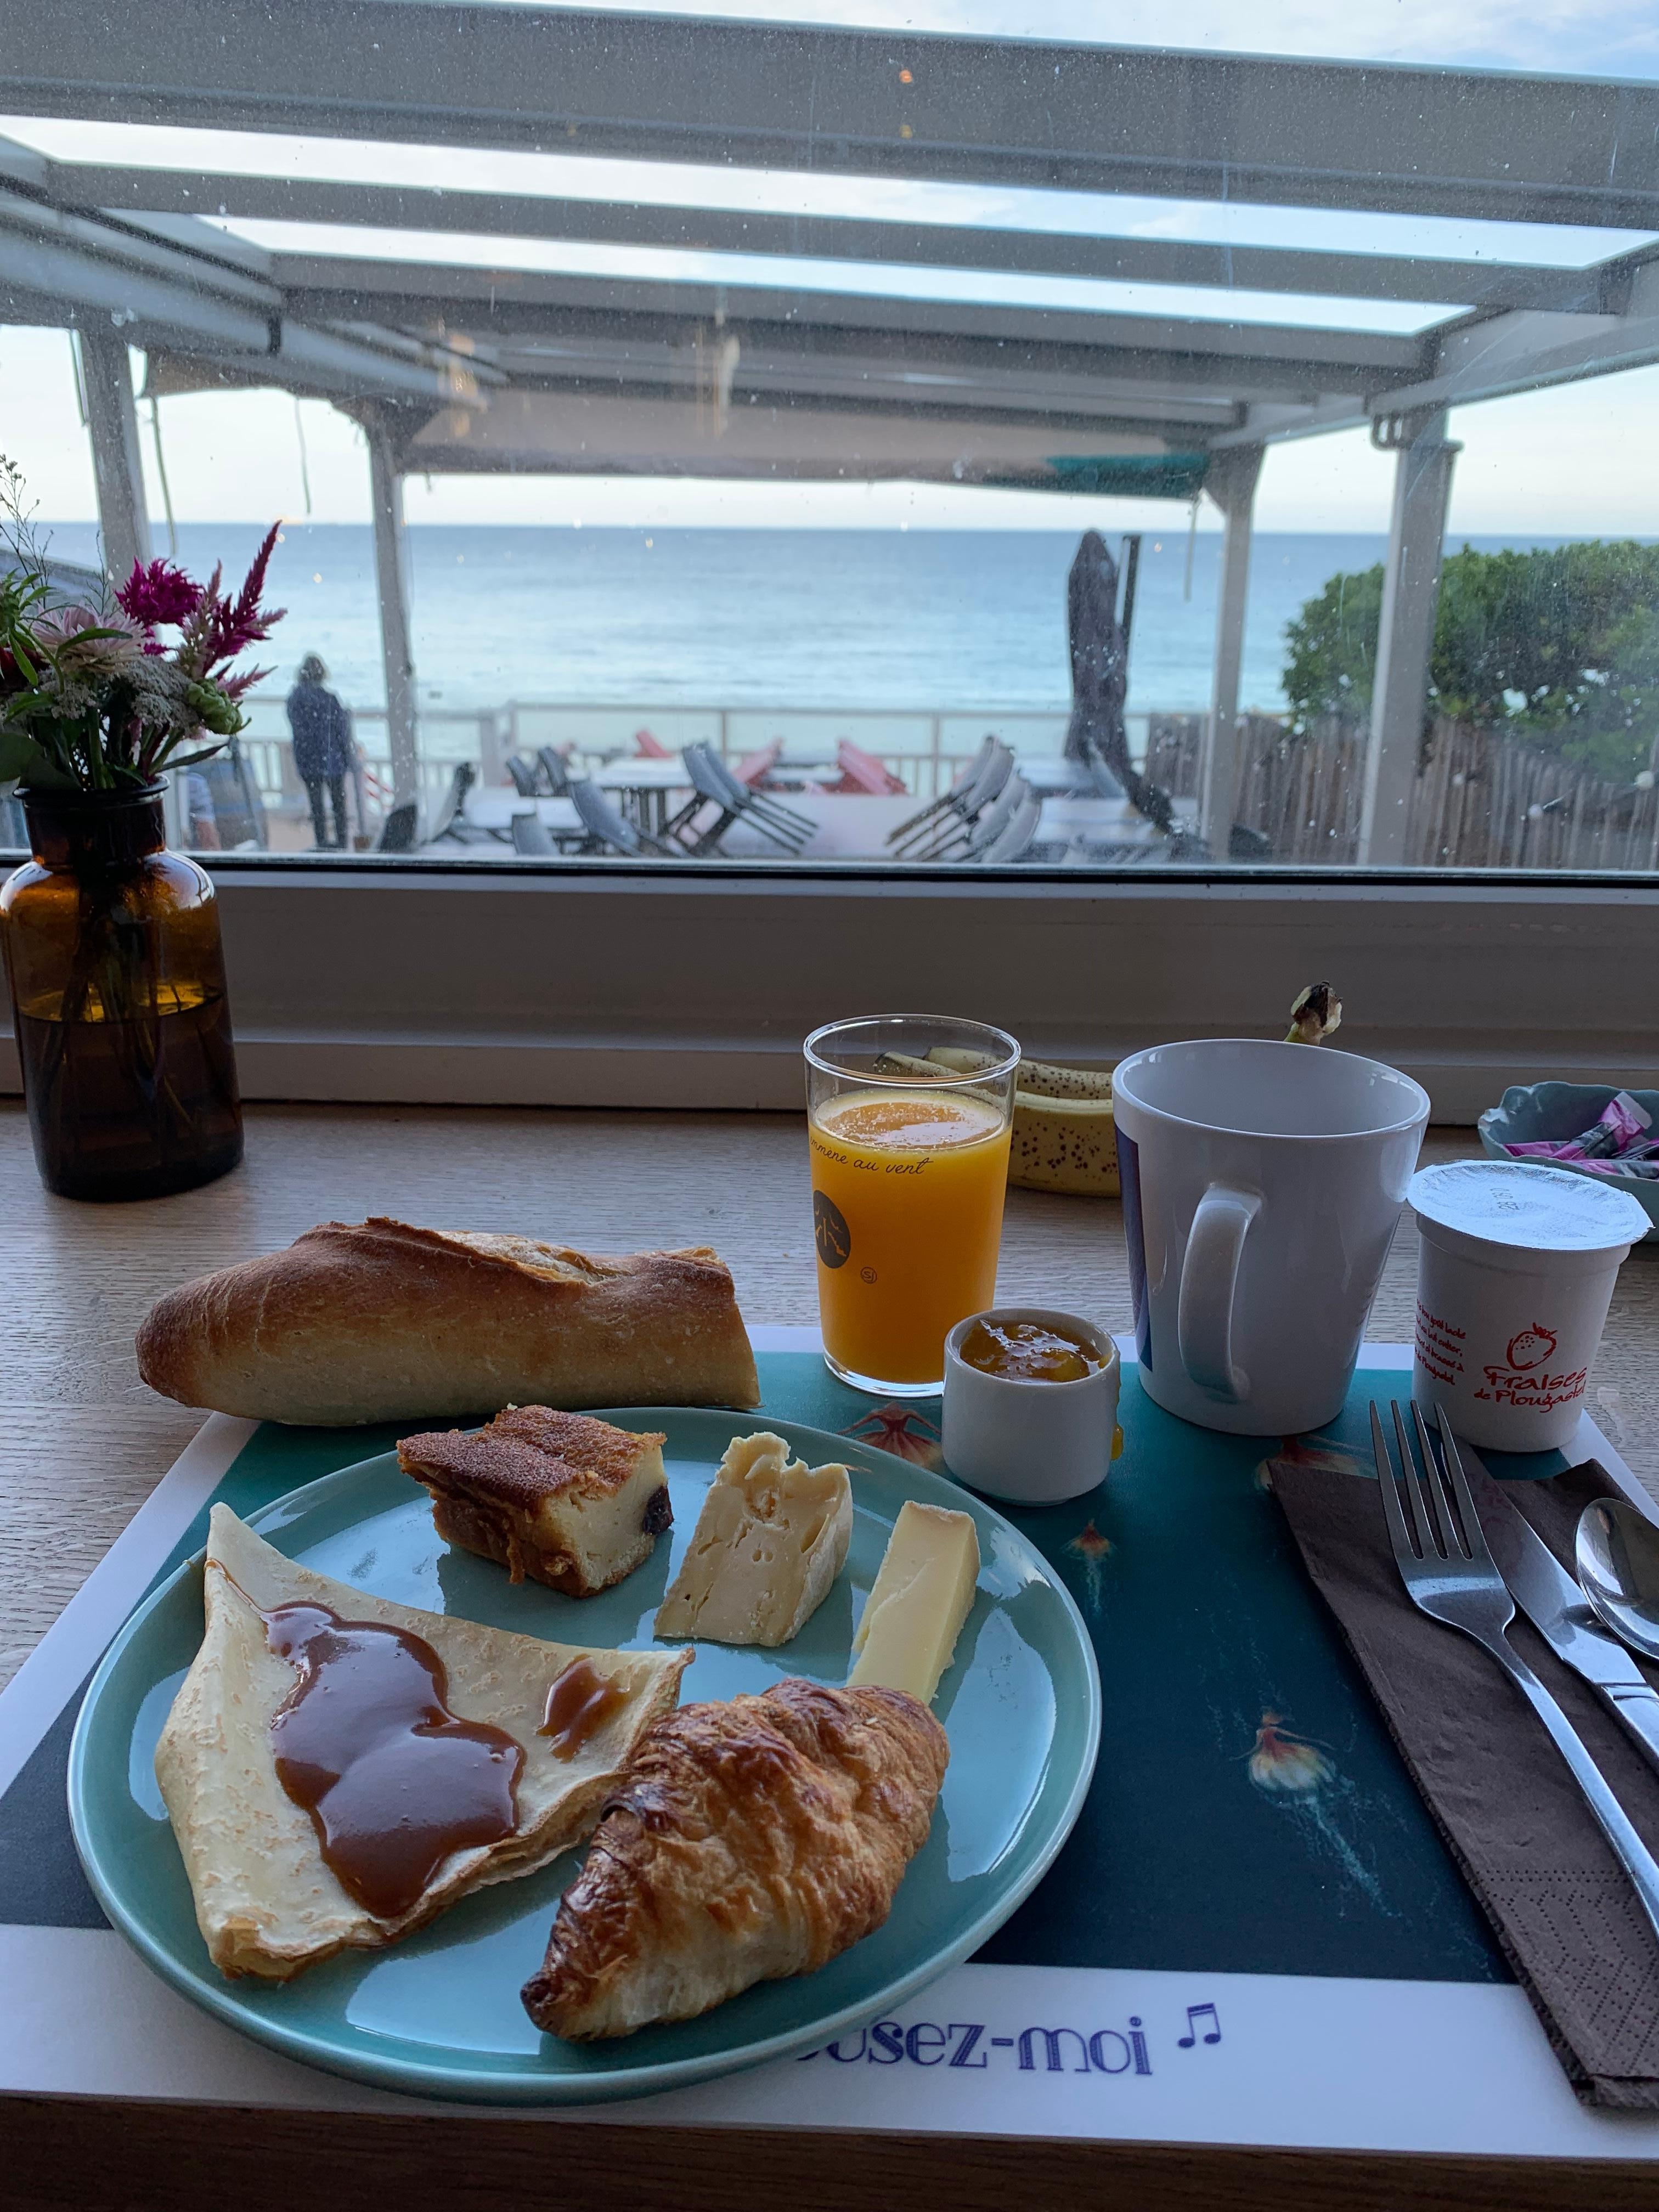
top-left (521, 1677), bottom-right (949, 2039)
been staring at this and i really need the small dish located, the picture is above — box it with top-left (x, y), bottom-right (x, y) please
top-left (942, 1307), bottom-right (1122, 1505)
top-left (1478, 1082), bottom-right (1659, 1244)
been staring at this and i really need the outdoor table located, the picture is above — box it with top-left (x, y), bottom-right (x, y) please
top-left (461, 792), bottom-right (584, 840)
top-left (594, 758), bottom-right (692, 837)
top-left (4, 1102), bottom-right (1658, 2211)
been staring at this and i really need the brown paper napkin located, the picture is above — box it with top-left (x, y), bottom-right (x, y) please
top-left (1272, 1448), bottom-right (1659, 2108)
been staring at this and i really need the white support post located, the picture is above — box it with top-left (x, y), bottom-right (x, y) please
top-left (365, 421), bottom-right (419, 811)
top-left (78, 327), bottom-right (187, 837)
top-left (78, 327), bottom-right (151, 587)
top-left (1198, 444), bottom-right (1262, 860)
top-left (1358, 408), bottom-right (1461, 866)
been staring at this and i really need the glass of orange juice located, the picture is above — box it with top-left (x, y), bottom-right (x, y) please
top-left (804, 1014), bottom-right (1020, 1396)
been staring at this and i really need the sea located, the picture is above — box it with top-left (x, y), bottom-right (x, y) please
top-left (30, 522), bottom-right (1606, 724)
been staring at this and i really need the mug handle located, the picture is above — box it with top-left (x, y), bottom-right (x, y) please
top-left (1178, 1183), bottom-right (1262, 1400)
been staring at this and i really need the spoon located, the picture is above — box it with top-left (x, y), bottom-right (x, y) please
top-left (1575, 1498), bottom-right (1659, 1662)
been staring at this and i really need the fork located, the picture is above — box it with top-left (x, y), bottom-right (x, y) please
top-left (1373, 1397), bottom-right (1659, 1944)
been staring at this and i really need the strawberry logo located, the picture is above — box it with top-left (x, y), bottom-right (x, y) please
top-left (1506, 1323), bottom-right (1557, 1370)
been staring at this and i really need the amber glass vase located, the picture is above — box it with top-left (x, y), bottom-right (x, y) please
top-left (1, 783), bottom-right (242, 1200)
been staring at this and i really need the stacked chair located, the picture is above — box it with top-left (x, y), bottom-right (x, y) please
top-left (889, 741), bottom-right (1015, 861)
top-left (957, 772), bottom-right (1030, 860)
top-left (567, 778), bottom-right (676, 857)
top-left (884, 734), bottom-right (997, 853)
top-left (973, 788), bottom-right (1045, 864)
top-left (427, 761), bottom-right (482, 845)
top-left (504, 754), bottom-right (541, 798)
top-left (887, 738), bottom-right (1013, 860)
top-left (664, 742), bottom-right (814, 857)
top-left (535, 745), bottom-right (573, 797)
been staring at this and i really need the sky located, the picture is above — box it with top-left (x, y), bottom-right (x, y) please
top-left (2, 0), bottom-right (1657, 536)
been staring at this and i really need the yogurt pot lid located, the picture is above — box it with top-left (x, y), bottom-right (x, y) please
top-left (1409, 1159), bottom-right (1650, 1254)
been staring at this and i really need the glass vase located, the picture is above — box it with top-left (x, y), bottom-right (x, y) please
top-left (1, 782), bottom-right (243, 1200)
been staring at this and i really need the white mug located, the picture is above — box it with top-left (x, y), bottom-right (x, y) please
top-left (1111, 1040), bottom-right (1430, 1436)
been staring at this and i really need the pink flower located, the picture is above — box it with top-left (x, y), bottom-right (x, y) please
top-left (202, 523), bottom-right (284, 668)
top-left (117, 558), bottom-right (202, 629)
top-left (32, 605), bottom-right (143, 670)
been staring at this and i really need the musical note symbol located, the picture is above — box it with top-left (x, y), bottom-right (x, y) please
top-left (1177, 2002), bottom-right (1221, 2048)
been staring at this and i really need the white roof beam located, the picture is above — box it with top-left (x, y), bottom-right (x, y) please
top-left (273, 255), bottom-right (1428, 382)
top-left (0, 187), bottom-right (493, 403)
top-left (1364, 263), bottom-right (1659, 415)
top-left (8, 3), bottom-right (1659, 230)
top-left (49, 162), bottom-right (1642, 317)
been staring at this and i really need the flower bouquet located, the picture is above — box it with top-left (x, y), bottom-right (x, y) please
top-left (0, 460), bottom-right (284, 1199)
top-left (0, 457), bottom-right (283, 794)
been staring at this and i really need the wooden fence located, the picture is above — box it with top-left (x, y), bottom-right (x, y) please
top-left (1144, 713), bottom-right (1659, 870)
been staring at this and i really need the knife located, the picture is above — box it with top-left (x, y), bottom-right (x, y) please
top-left (1475, 1462), bottom-right (1659, 1779)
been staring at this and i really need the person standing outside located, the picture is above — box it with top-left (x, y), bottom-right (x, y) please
top-left (286, 653), bottom-right (353, 849)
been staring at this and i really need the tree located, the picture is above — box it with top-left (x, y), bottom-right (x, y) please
top-left (1282, 540), bottom-right (1659, 782)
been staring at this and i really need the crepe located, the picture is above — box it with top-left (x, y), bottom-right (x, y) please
top-left (155, 1505), bottom-right (692, 1982)
top-left (521, 1678), bottom-right (949, 2039)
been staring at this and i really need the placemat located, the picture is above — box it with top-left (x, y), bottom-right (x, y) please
top-left (1, 1350), bottom-right (1548, 1985)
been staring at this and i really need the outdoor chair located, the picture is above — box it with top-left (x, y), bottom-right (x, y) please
top-left (975, 789), bottom-right (1045, 864)
top-left (196, 738), bottom-right (268, 849)
top-left (375, 802), bottom-right (419, 853)
top-left (956, 773), bottom-right (1031, 861)
top-left (731, 738), bottom-right (783, 788)
top-left (535, 744), bottom-right (573, 797)
top-left (505, 754), bottom-right (541, 798)
top-left (567, 777), bottom-right (676, 857)
top-left (427, 761), bottom-right (481, 845)
top-left (663, 744), bottom-right (742, 854)
top-left (894, 740), bottom-right (1012, 860)
top-left (886, 733), bottom-right (995, 847)
top-left (671, 743), bottom-right (812, 856)
top-left (831, 738), bottom-right (907, 795)
top-left (510, 810), bottom-right (557, 855)
top-left (699, 744), bottom-right (814, 848)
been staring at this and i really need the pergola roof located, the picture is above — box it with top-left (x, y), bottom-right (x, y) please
top-left (2, 3), bottom-right (1658, 488)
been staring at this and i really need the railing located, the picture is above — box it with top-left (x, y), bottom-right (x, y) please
top-left (234, 697), bottom-right (1113, 821)
top-left (215, 699), bottom-right (1659, 869)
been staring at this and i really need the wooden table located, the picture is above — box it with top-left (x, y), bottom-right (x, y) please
top-left (5, 1099), bottom-right (1658, 2211)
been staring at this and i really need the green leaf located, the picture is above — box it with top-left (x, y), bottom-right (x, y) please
top-left (0, 725), bottom-right (46, 783)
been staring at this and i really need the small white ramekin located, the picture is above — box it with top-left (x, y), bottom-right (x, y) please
top-left (941, 1307), bottom-right (1122, 1505)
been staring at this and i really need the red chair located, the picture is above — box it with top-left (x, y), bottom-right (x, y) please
top-left (827, 738), bottom-right (906, 795)
top-left (633, 727), bottom-right (673, 758)
top-left (731, 738), bottom-right (783, 788)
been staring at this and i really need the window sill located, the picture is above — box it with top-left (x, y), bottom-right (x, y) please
top-left (1, 863), bottom-right (1654, 1118)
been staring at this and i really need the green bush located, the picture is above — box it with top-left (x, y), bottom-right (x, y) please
top-left (1283, 541), bottom-right (1659, 782)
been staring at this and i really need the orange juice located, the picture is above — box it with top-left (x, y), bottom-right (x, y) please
top-left (809, 1087), bottom-right (1012, 1388)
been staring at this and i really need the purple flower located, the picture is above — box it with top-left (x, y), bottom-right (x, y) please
top-left (116, 558), bottom-right (203, 629)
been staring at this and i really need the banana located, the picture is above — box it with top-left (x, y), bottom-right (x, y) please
top-left (1007, 1090), bottom-right (1119, 1195)
top-left (868, 1047), bottom-right (1119, 1197)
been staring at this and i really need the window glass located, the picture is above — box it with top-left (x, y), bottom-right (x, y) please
top-left (2, 4), bottom-right (1656, 873)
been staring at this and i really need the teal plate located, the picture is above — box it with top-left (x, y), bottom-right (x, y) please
top-left (67, 1408), bottom-right (1101, 2106)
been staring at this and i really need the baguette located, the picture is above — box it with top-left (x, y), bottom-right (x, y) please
top-left (136, 1217), bottom-right (761, 1425)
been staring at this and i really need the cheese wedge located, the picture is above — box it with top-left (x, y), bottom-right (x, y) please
top-left (155, 1505), bottom-right (692, 1982)
top-left (847, 1500), bottom-right (980, 1706)
top-left (654, 1431), bottom-right (853, 1646)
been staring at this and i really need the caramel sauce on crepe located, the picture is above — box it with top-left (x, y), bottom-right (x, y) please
top-left (261, 1599), bottom-right (524, 1922)
top-left (540, 1656), bottom-right (629, 1759)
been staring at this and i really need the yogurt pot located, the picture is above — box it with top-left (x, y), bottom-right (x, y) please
top-left (1408, 1160), bottom-right (1650, 1453)
top-left (942, 1307), bottom-right (1122, 1505)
